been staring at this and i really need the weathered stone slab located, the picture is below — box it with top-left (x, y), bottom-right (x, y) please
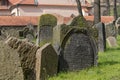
top-left (105, 22), bottom-right (117, 38)
top-left (6, 37), bottom-right (40, 80)
top-left (0, 41), bottom-right (24, 80)
top-left (95, 22), bottom-right (106, 52)
top-left (106, 36), bottom-right (118, 47)
top-left (59, 28), bottom-right (98, 71)
top-left (18, 23), bottom-right (36, 42)
top-left (115, 17), bottom-right (120, 35)
top-left (39, 26), bottom-right (53, 46)
top-left (36, 43), bottom-right (58, 80)
top-left (53, 24), bottom-right (70, 54)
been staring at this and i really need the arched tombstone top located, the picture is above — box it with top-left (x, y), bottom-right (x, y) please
top-left (61, 28), bottom-right (88, 49)
top-left (59, 27), bottom-right (98, 71)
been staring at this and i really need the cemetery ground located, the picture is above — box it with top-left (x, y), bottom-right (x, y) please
top-left (49, 36), bottom-right (120, 80)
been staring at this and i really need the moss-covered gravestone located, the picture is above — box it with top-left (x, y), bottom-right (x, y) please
top-left (53, 16), bottom-right (98, 72)
top-left (37, 14), bottom-right (57, 46)
top-left (59, 28), bottom-right (98, 71)
top-left (6, 37), bottom-right (39, 80)
top-left (0, 41), bottom-right (24, 80)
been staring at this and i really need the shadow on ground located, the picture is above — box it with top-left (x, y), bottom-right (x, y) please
top-left (98, 61), bottom-right (120, 66)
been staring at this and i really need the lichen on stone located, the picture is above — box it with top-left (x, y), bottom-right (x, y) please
top-left (39, 14), bottom-right (57, 27)
top-left (70, 15), bottom-right (88, 27)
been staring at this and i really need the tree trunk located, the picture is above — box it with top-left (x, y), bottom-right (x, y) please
top-left (113, 0), bottom-right (118, 21)
top-left (94, 0), bottom-right (101, 24)
top-left (106, 0), bottom-right (110, 16)
top-left (76, 0), bottom-right (83, 16)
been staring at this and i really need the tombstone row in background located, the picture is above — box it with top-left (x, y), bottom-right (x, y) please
top-left (0, 23), bottom-right (37, 41)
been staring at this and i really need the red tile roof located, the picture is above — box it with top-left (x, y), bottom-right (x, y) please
top-left (9, 0), bottom-right (35, 5)
top-left (0, 16), bottom-right (38, 26)
top-left (19, 0), bottom-right (35, 5)
top-left (0, 16), bottom-right (114, 26)
top-left (84, 16), bottom-right (114, 23)
top-left (63, 16), bottom-right (114, 24)
top-left (9, 0), bottom-right (21, 5)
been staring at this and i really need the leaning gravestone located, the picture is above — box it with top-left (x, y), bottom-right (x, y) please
top-left (106, 36), bottom-right (118, 47)
top-left (95, 22), bottom-right (106, 52)
top-left (53, 24), bottom-right (70, 53)
top-left (36, 43), bottom-right (58, 80)
top-left (6, 37), bottom-right (39, 80)
top-left (0, 41), bottom-right (24, 80)
top-left (59, 28), bottom-right (98, 71)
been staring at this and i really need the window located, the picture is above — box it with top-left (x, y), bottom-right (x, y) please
top-left (1, 0), bottom-right (8, 6)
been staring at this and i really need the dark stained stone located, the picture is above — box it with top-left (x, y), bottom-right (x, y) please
top-left (36, 43), bottom-right (58, 80)
top-left (95, 22), bottom-right (106, 52)
top-left (59, 28), bottom-right (98, 71)
top-left (39, 26), bottom-right (53, 46)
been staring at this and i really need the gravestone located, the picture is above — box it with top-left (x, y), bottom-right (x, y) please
top-left (95, 22), bottom-right (106, 52)
top-left (26, 33), bottom-right (34, 40)
top-left (39, 26), bottom-right (53, 46)
top-left (0, 41), bottom-right (24, 80)
top-left (19, 23), bottom-right (35, 41)
top-left (36, 43), bottom-right (58, 80)
top-left (105, 22), bottom-right (116, 38)
top-left (6, 37), bottom-right (39, 80)
top-left (53, 24), bottom-right (70, 53)
top-left (106, 36), bottom-right (118, 47)
top-left (115, 17), bottom-right (120, 35)
top-left (118, 27), bottom-right (120, 35)
top-left (59, 28), bottom-right (98, 71)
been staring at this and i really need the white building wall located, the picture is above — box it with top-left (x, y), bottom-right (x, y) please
top-left (10, 0), bottom-right (89, 17)
top-left (11, 8), bottom-right (20, 16)
top-left (17, 6), bottom-right (81, 17)
top-left (38, 0), bottom-right (85, 5)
